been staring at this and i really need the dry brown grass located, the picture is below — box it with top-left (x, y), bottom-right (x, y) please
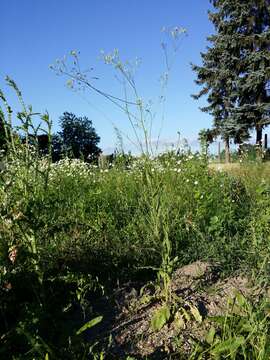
top-left (209, 162), bottom-right (241, 172)
top-left (209, 161), bottom-right (270, 178)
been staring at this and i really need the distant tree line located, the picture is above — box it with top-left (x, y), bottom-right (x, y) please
top-left (0, 111), bottom-right (101, 162)
top-left (193, 0), bottom-right (270, 162)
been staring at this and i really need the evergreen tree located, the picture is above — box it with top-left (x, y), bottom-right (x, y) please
top-left (198, 128), bottom-right (216, 157)
top-left (0, 108), bottom-right (12, 154)
top-left (192, 22), bottom-right (244, 162)
top-left (192, 0), bottom-right (270, 160)
top-left (0, 110), bottom-right (8, 152)
top-left (211, 0), bottom-right (270, 147)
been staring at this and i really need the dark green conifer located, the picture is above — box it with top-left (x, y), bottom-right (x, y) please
top-left (193, 0), bottom-right (270, 160)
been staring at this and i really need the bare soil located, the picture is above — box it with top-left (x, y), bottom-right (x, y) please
top-left (88, 261), bottom-right (267, 359)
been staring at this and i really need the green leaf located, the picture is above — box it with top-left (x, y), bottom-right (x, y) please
top-left (235, 292), bottom-right (247, 307)
top-left (182, 307), bottom-right (191, 322)
top-left (205, 326), bottom-right (216, 345)
top-left (76, 315), bottom-right (103, 335)
top-left (210, 315), bottom-right (227, 325)
top-left (174, 311), bottom-right (185, 330)
top-left (211, 215), bottom-right (219, 224)
top-left (151, 305), bottom-right (171, 332)
top-left (189, 304), bottom-right (202, 323)
top-left (211, 336), bottom-right (245, 357)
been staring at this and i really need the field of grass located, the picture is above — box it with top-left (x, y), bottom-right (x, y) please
top-left (209, 160), bottom-right (270, 174)
top-left (1, 142), bottom-right (270, 359)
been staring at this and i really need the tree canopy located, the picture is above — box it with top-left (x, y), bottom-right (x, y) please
top-left (55, 112), bottom-right (101, 162)
top-left (192, 0), bottom-right (270, 160)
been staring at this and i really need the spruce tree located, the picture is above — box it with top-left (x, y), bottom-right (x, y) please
top-left (192, 15), bottom-right (245, 162)
top-left (193, 0), bottom-right (270, 159)
top-left (212, 0), bottom-right (270, 147)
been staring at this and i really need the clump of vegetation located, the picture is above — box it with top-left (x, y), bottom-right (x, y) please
top-left (0, 78), bottom-right (270, 359)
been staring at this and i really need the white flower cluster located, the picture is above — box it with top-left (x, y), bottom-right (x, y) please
top-left (49, 158), bottom-right (95, 181)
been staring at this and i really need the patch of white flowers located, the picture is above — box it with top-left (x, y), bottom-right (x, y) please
top-left (49, 158), bottom-right (95, 181)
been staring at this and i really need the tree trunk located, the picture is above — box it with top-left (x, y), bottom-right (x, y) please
top-left (238, 143), bottom-right (243, 158)
top-left (217, 142), bottom-right (220, 162)
top-left (256, 124), bottom-right (263, 160)
top-left (224, 138), bottom-right (230, 163)
top-left (264, 134), bottom-right (268, 150)
top-left (256, 125), bottom-right (263, 147)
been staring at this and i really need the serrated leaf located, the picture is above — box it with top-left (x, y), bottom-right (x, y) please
top-left (151, 305), bottom-right (171, 332)
top-left (76, 315), bottom-right (103, 335)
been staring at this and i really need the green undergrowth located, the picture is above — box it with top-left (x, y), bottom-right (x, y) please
top-left (1, 149), bottom-right (270, 358)
top-left (0, 86), bottom-right (270, 359)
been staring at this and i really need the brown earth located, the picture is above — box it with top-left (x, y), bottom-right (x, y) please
top-left (88, 261), bottom-right (268, 359)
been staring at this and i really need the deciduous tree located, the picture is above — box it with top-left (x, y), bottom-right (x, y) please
top-left (58, 112), bottom-right (101, 161)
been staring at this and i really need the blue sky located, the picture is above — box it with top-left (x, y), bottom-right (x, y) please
top-left (1, 0), bottom-right (215, 153)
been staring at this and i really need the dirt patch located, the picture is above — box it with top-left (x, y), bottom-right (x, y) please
top-left (87, 262), bottom-right (267, 359)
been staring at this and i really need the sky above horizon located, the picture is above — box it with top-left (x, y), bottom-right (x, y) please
top-left (1, 0), bottom-right (216, 153)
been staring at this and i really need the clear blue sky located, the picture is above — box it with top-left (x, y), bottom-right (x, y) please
top-left (1, 0), bottom-right (215, 153)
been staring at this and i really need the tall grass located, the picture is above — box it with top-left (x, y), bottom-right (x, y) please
top-left (1, 80), bottom-right (270, 358)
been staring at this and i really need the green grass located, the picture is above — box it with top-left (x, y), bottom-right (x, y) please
top-left (1, 149), bottom-right (270, 359)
